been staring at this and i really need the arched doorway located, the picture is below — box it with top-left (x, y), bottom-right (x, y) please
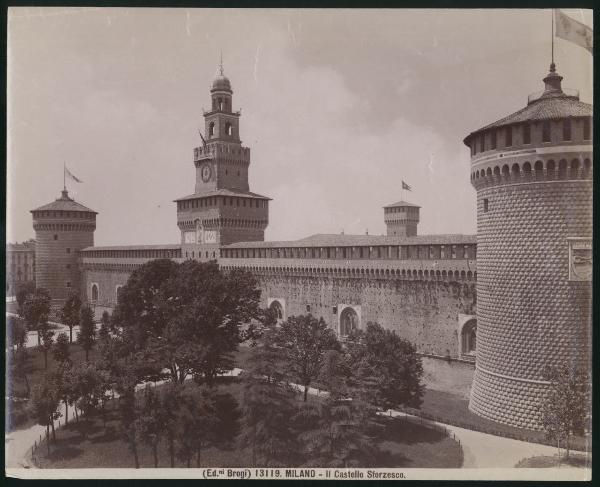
top-left (269, 300), bottom-right (284, 324)
top-left (91, 283), bottom-right (99, 302)
top-left (339, 307), bottom-right (359, 338)
top-left (461, 319), bottom-right (476, 356)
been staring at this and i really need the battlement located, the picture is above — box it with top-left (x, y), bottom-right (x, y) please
top-left (194, 144), bottom-right (250, 164)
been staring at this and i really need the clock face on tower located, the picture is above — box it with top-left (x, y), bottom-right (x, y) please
top-left (201, 164), bottom-right (211, 182)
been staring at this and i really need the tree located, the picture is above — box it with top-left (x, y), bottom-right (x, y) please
top-left (540, 362), bottom-right (589, 460)
top-left (113, 260), bottom-right (263, 386)
top-left (239, 370), bottom-right (299, 466)
top-left (137, 385), bottom-right (165, 467)
top-left (16, 281), bottom-right (36, 317)
top-left (158, 382), bottom-right (183, 467)
top-left (10, 347), bottom-right (31, 397)
top-left (175, 386), bottom-right (240, 468)
top-left (49, 362), bottom-right (74, 425)
top-left (53, 332), bottom-right (71, 365)
top-left (39, 320), bottom-right (55, 371)
top-left (22, 287), bottom-right (51, 346)
top-left (77, 305), bottom-right (96, 361)
top-left (276, 314), bottom-right (340, 401)
top-left (30, 380), bottom-right (62, 454)
top-left (60, 293), bottom-right (82, 343)
top-left (346, 322), bottom-right (424, 410)
top-left (117, 370), bottom-right (141, 468)
top-left (99, 311), bottom-right (111, 342)
top-left (7, 315), bottom-right (28, 351)
top-left (71, 362), bottom-right (108, 437)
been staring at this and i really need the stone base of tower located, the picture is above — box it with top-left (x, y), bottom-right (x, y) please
top-left (468, 367), bottom-right (550, 430)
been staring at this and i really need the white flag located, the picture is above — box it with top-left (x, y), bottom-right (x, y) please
top-left (555, 10), bottom-right (593, 54)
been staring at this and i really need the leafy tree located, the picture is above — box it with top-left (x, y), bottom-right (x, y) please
top-left (346, 322), bottom-right (424, 410)
top-left (7, 315), bottom-right (28, 351)
top-left (77, 305), bottom-right (96, 361)
top-left (60, 293), bottom-right (82, 343)
top-left (39, 320), bottom-right (55, 371)
top-left (158, 382), bottom-right (183, 467)
top-left (295, 396), bottom-right (378, 468)
top-left (114, 260), bottom-right (263, 386)
top-left (22, 287), bottom-right (51, 346)
top-left (137, 385), bottom-right (166, 467)
top-left (99, 311), bottom-right (111, 342)
top-left (52, 332), bottom-right (71, 365)
top-left (10, 347), bottom-right (31, 397)
top-left (16, 281), bottom-right (36, 317)
top-left (276, 314), bottom-right (340, 401)
top-left (30, 380), bottom-right (62, 454)
top-left (540, 362), bottom-right (590, 459)
top-left (117, 370), bottom-right (141, 468)
top-left (71, 362), bottom-right (109, 436)
top-left (175, 386), bottom-right (240, 468)
top-left (49, 362), bottom-right (74, 425)
top-left (239, 372), bottom-right (299, 466)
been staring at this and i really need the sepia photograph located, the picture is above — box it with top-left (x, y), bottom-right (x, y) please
top-left (5, 7), bottom-right (593, 481)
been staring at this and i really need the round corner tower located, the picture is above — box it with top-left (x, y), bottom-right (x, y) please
top-left (463, 64), bottom-right (592, 430)
top-left (31, 189), bottom-right (97, 305)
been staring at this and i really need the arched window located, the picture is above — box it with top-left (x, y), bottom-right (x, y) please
top-left (339, 307), bottom-right (359, 338)
top-left (534, 160), bottom-right (544, 179)
top-left (269, 300), bottom-right (284, 323)
top-left (209, 122), bottom-right (215, 137)
top-left (462, 319), bottom-right (477, 356)
top-left (225, 122), bottom-right (232, 136)
top-left (218, 98), bottom-right (223, 110)
top-left (91, 284), bottom-right (99, 302)
top-left (547, 160), bottom-right (556, 180)
top-left (570, 159), bottom-right (580, 179)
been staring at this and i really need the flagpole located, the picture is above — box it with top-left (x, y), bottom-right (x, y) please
top-left (63, 161), bottom-right (66, 191)
top-left (552, 9), bottom-right (555, 65)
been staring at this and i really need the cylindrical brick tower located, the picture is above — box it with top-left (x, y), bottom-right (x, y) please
top-left (463, 64), bottom-right (592, 430)
top-left (31, 189), bottom-right (97, 305)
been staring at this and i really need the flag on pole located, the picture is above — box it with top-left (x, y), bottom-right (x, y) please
top-left (402, 180), bottom-right (412, 191)
top-left (555, 9), bottom-right (593, 53)
top-left (65, 166), bottom-right (83, 183)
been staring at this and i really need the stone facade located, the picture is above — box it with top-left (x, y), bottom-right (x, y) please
top-left (6, 240), bottom-right (36, 295)
top-left (464, 65), bottom-right (593, 429)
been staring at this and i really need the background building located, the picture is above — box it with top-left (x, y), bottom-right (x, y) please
top-left (6, 239), bottom-right (35, 296)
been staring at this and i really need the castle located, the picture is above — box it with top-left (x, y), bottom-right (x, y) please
top-left (31, 62), bottom-right (592, 430)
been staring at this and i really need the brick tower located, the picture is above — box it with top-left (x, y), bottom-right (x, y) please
top-left (31, 189), bottom-right (97, 304)
top-left (464, 63), bottom-right (592, 429)
top-left (383, 200), bottom-right (420, 236)
top-left (175, 62), bottom-right (271, 260)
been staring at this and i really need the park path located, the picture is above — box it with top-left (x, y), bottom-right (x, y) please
top-left (6, 311), bottom-right (80, 349)
top-left (5, 370), bottom-right (589, 471)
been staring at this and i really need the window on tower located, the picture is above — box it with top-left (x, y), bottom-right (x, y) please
top-left (583, 119), bottom-right (591, 140)
top-left (490, 130), bottom-right (497, 149)
top-left (505, 126), bottom-right (512, 147)
top-left (209, 122), bottom-right (215, 136)
top-left (225, 122), bottom-right (232, 136)
top-left (542, 121), bottom-right (551, 142)
top-left (523, 123), bottom-right (531, 144)
top-left (218, 98), bottom-right (223, 110)
top-left (563, 119), bottom-right (571, 141)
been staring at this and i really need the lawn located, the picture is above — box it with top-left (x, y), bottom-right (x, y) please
top-left (418, 388), bottom-right (589, 452)
top-left (515, 454), bottom-right (590, 469)
top-left (33, 379), bottom-right (463, 469)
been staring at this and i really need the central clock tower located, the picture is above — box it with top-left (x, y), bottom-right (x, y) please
top-left (175, 62), bottom-right (271, 260)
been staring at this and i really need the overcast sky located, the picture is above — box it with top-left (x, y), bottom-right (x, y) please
top-left (7, 8), bottom-right (593, 246)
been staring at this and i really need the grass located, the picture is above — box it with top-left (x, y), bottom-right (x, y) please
top-left (33, 379), bottom-right (463, 469)
top-left (515, 454), bottom-right (590, 468)
top-left (415, 388), bottom-right (589, 453)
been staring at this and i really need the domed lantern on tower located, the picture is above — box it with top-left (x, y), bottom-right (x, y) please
top-left (463, 63), bottom-right (592, 430)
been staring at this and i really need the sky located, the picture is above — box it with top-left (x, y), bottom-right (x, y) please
top-left (7, 8), bottom-right (593, 246)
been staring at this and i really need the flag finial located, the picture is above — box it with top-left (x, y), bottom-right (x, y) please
top-left (219, 51), bottom-right (224, 76)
